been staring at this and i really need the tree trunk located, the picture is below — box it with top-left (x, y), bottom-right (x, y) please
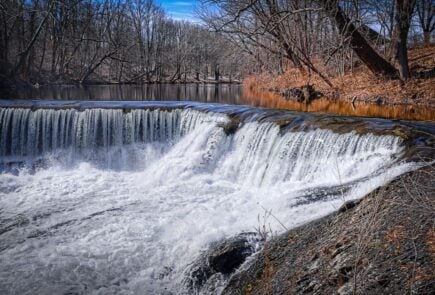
top-left (215, 65), bottom-right (220, 82)
top-left (321, 0), bottom-right (399, 78)
top-left (393, 0), bottom-right (416, 80)
top-left (396, 30), bottom-right (411, 80)
top-left (79, 49), bottom-right (118, 84)
top-left (11, 0), bottom-right (54, 78)
top-left (423, 30), bottom-right (431, 47)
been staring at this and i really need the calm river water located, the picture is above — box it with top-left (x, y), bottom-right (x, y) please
top-left (8, 83), bottom-right (435, 121)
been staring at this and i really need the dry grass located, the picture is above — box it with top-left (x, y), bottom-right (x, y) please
top-left (244, 46), bottom-right (435, 107)
top-left (223, 164), bottom-right (435, 295)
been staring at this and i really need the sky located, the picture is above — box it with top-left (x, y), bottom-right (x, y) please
top-left (157, 0), bottom-right (199, 22)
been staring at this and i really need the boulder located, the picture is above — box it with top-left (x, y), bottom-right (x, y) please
top-left (184, 232), bottom-right (262, 292)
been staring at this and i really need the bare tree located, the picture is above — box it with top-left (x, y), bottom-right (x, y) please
top-left (318, 0), bottom-right (399, 78)
top-left (416, 0), bottom-right (434, 46)
top-left (391, 0), bottom-right (416, 80)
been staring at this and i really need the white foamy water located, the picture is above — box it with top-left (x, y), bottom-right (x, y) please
top-left (0, 108), bottom-right (415, 294)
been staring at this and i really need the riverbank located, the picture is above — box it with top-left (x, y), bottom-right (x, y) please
top-left (244, 46), bottom-right (435, 108)
top-left (240, 88), bottom-right (435, 121)
top-left (223, 164), bottom-right (435, 294)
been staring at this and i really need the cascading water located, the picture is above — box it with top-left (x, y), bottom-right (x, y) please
top-left (0, 108), bottom-right (225, 170)
top-left (0, 105), bottom-right (418, 294)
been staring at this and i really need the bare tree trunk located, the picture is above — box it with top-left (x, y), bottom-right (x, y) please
top-left (423, 31), bottom-right (431, 46)
top-left (11, 0), bottom-right (54, 78)
top-left (321, 0), bottom-right (399, 78)
top-left (393, 0), bottom-right (416, 80)
top-left (396, 30), bottom-right (411, 80)
top-left (215, 64), bottom-right (220, 82)
top-left (79, 49), bottom-right (118, 84)
top-left (416, 0), bottom-right (434, 47)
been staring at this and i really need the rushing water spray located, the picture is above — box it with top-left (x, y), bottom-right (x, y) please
top-left (0, 106), bottom-right (416, 294)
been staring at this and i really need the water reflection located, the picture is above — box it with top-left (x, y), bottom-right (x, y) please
top-left (241, 88), bottom-right (435, 121)
top-left (10, 83), bottom-right (435, 121)
top-left (17, 84), bottom-right (243, 104)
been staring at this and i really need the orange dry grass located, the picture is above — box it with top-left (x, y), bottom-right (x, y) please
top-left (409, 45), bottom-right (435, 70)
top-left (244, 46), bottom-right (435, 107)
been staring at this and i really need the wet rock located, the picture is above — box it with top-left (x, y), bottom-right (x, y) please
top-left (338, 199), bottom-right (361, 213)
top-left (209, 236), bottom-right (254, 274)
top-left (184, 232), bottom-right (262, 292)
top-left (219, 117), bottom-right (240, 135)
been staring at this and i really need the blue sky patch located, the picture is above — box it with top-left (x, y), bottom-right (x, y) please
top-left (158, 0), bottom-right (199, 22)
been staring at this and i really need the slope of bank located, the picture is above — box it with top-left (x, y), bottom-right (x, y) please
top-left (245, 46), bottom-right (435, 108)
top-left (223, 164), bottom-right (435, 294)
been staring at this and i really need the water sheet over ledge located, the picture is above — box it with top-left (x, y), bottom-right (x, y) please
top-left (0, 100), bottom-right (434, 294)
top-left (2, 99), bottom-right (435, 127)
top-left (1, 99), bottom-right (434, 146)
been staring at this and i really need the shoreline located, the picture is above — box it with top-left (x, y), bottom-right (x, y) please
top-left (242, 46), bottom-right (435, 112)
top-left (241, 88), bottom-right (435, 121)
top-left (223, 164), bottom-right (435, 294)
top-left (244, 81), bottom-right (435, 109)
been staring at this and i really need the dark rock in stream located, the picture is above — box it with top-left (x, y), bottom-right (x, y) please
top-left (183, 232), bottom-right (262, 293)
top-left (219, 117), bottom-right (241, 135)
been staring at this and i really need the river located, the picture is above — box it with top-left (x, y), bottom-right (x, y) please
top-left (0, 86), bottom-right (433, 294)
top-left (11, 83), bottom-right (435, 121)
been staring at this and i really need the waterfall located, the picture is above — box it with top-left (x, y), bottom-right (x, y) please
top-left (0, 108), bottom-right (226, 157)
top-left (217, 122), bottom-right (403, 187)
top-left (0, 107), bottom-right (404, 180)
top-left (0, 105), bottom-right (413, 294)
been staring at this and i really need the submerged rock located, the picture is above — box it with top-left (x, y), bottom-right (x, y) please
top-left (184, 232), bottom-right (262, 292)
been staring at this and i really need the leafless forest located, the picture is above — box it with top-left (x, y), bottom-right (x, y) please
top-left (0, 0), bottom-right (433, 85)
top-left (0, 0), bottom-right (249, 84)
top-left (200, 0), bottom-right (433, 82)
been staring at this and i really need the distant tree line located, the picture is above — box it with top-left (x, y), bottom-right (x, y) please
top-left (0, 0), bottom-right (250, 84)
top-left (199, 0), bottom-right (434, 82)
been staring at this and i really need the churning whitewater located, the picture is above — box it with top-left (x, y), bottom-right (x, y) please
top-left (0, 107), bottom-right (415, 294)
